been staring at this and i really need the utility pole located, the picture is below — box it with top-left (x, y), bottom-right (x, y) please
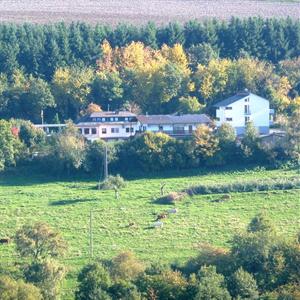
top-left (89, 209), bottom-right (93, 260)
top-left (104, 144), bottom-right (108, 180)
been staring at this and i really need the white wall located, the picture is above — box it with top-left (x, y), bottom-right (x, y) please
top-left (216, 94), bottom-right (270, 134)
top-left (77, 122), bottom-right (139, 141)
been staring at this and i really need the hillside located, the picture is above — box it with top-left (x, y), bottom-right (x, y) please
top-left (0, 0), bottom-right (299, 24)
top-left (0, 167), bottom-right (299, 297)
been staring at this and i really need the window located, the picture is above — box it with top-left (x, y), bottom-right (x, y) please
top-left (114, 117), bottom-right (118, 121)
top-left (102, 118), bottom-right (105, 122)
top-left (110, 117), bottom-right (114, 121)
top-left (78, 128), bottom-right (82, 134)
top-left (226, 118), bottom-right (233, 121)
top-left (84, 128), bottom-right (90, 135)
top-left (244, 104), bottom-right (250, 114)
top-left (102, 128), bottom-right (107, 134)
top-left (111, 128), bottom-right (119, 133)
top-left (159, 125), bottom-right (163, 131)
top-left (245, 116), bottom-right (250, 123)
top-left (92, 118), bottom-right (96, 122)
top-left (125, 117), bottom-right (128, 121)
top-left (216, 117), bottom-right (220, 121)
top-left (225, 107), bottom-right (232, 110)
top-left (142, 126), bottom-right (146, 131)
top-left (130, 128), bottom-right (134, 132)
top-left (91, 128), bottom-right (97, 135)
top-left (245, 97), bottom-right (250, 102)
top-left (126, 127), bottom-right (130, 133)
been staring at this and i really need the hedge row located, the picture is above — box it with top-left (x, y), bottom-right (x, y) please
top-left (185, 177), bottom-right (300, 195)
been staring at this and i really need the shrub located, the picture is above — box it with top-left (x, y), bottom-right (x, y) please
top-left (109, 252), bottom-right (145, 281)
top-left (0, 275), bottom-right (42, 300)
top-left (156, 191), bottom-right (187, 204)
top-left (195, 265), bottom-right (231, 300)
top-left (24, 259), bottom-right (66, 300)
top-left (98, 175), bottom-right (126, 199)
top-left (75, 263), bottom-right (112, 300)
top-left (229, 267), bottom-right (259, 299)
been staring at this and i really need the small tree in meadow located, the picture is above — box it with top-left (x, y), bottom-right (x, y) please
top-left (15, 222), bottom-right (67, 261)
top-left (99, 175), bottom-right (126, 199)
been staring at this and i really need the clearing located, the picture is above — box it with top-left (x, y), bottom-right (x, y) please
top-left (0, 0), bottom-right (299, 25)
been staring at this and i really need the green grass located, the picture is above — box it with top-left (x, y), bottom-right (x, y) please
top-left (0, 167), bottom-right (299, 298)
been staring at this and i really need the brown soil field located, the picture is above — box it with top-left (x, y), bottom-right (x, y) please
top-left (0, 0), bottom-right (299, 25)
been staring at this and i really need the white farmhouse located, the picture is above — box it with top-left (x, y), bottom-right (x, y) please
top-left (137, 114), bottom-right (212, 137)
top-left (214, 91), bottom-right (273, 135)
top-left (76, 111), bottom-right (139, 141)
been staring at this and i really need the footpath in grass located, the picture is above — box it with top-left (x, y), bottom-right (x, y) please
top-left (0, 166), bottom-right (299, 298)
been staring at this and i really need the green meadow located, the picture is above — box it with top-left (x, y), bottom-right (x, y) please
top-left (0, 167), bottom-right (299, 298)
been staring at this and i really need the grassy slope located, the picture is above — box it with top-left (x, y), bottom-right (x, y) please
top-left (0, 167), bottom-right (299, 298)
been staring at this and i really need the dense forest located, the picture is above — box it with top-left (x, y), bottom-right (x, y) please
top-left (0, 17), bottom-right (299, 123)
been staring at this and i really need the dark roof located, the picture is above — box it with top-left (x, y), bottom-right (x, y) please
top-left (214, 91), bottom-right (269, 107)
top-left (213, 92), bottom-right (250, 107)
top-left (137, 114), bottom-right (212, 125)
top-left (90, 111), bottom-right (136, 118)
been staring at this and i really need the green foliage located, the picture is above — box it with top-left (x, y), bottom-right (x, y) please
top-left (193, 125), bottom-right (219, 160)
top-left (0, 275), bottom-right (42, 300)
top-left (109, 251), bottom-right (145, 281)
top-left (229, 267), bottom-right (259, 299)
top-left (0, 119), bottom-right (23, 171)
top-left (195, 265), bottom-right (231, 300)
top-left (99, 175), bottom-right (126, 190)
top-left (76, 263), bottom-right (112, 300)
top-left (15, 222), bottom-right (67, 261)
top-left (46, 122), bottom-right (86, 174)
top-left (23, 259), bottom-right (66, 300)
top-left (177, 96), bottom-right (202, 113)
top-left (136, 269), bottom-right (189, 300)
top-left (18, 121), bottom-right (46, 149)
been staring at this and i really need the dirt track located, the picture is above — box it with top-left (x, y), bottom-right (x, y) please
top-left (0, 0), bottom-right (299, 24)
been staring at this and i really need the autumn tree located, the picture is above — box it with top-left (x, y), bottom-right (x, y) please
top-left (0, 275), bottom-right (42, 300)
top-left (47, 122), bottom-right (86, 174)
top-left (15, 222), bottom-right (67, 261)
top-left (193, 125), bottom-right (219, 161)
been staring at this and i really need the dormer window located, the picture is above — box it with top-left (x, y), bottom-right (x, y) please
top-left (225, 107), bottom-right (232, 110)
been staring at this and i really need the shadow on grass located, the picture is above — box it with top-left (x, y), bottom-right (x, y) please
top-left (49, 198), bottom-right (96, 206)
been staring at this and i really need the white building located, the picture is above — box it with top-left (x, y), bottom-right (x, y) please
top-left (76, 111), bottom-right (139, 141)
top-left (214, 91), bottom-right (273, 135)
top-left (137, 114), bottom-right (212, 137)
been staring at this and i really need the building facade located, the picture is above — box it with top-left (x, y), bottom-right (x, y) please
top-left (77, 112), bottom-right (212, 141)
top-left (76, 111), bottom-right (139, 141)
top-left (214, 91), bottom-right (272, 135)
top-left (137, 114), bottom-right (212, 137)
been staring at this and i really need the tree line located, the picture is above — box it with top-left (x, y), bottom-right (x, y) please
top-left (1, 213), bottom-right (299, 299)
top-left (0, 18), bottom-right (300, 123)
